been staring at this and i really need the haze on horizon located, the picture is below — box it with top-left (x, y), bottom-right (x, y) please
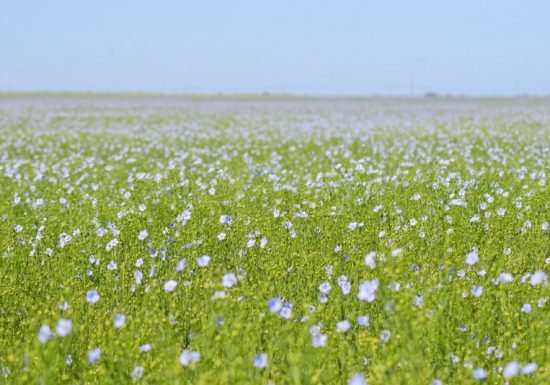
top-left (1, 0), bottom-right (549, 96)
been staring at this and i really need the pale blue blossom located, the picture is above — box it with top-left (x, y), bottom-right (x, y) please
top-left (38, 324), bottom-right (53, 343)
top-left (466, 250), bottom-right (479, 265)
top-left (348, 373), bottom-right (367, 385)
top-left (268, 297), bottom-right (283, 313)
top-left (86, 290), bottom-right (100, 304)
top-left (113, 313), bottom-right (126, 328)
top-left (472, 368), bottom-right (487, 380)
top-left (197, 255), bottom-right (211, 267)
top-left (253, 353), bottom-right (268, 369)
top-left (88, 348), bottom-right (101, 363)
top-left (222, 273), bottom-right (238, 288)
top-left (357, 279), bottom-right (379, 302)
top-left (131, 366), bottom-right (144, 380)
top-left (55, 318), bottom-right (72, 337)
top-left (164, 280), bottom-right (177, 292)
top-left (503, 361), bottom-right (520, 378)
top-left (521, 362), bottom-right (537, 375)
top-left (179, 350), bottom-right (200, 366)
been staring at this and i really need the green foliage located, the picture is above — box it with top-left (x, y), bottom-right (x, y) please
top-left (0, 96), bottom-right (549, 384)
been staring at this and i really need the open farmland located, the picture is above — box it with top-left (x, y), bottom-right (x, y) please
top-left (0, 95), bottom-right (549, 384)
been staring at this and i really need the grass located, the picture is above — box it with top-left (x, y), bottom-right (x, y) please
top-left (0, 95), bottom-right (549, 384)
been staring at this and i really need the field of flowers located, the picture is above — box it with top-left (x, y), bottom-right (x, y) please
top-left (0, 94), bottom-right (548, 384)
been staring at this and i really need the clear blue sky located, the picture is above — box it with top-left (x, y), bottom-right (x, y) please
top-left (1, 1), bottom-right (549, 95)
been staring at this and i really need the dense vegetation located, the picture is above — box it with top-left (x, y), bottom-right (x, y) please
top-left (0, 95), bottom-right (549, 384)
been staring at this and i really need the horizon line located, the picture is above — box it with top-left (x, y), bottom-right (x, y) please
top-left (1, 90), bottom-right (549, 100)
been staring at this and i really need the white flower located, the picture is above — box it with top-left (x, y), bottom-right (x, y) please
top-left (88, 348), bottom-right (101, 363)
top-left (339, 280), bottom-right (351, 295)
top-left (520, 274), bottom-right (531, 283)
top-left (222, 273), bottom-right (238, 288)
top-left (472, 368), bottom-right (487, 380)
top-left (179, 209), bottom-right (192, 221)
top-left (391, 248), bottom-right (402, 257)
top-left (140, 343), bottom-right (152, 353)
top-left (389, 282), bottom-right (401, 291)
top-left (113, 313), bottom-right (126, 329)
top-left (465, 250), bottom-right (479, 265)
top-left (86, 290), bottom-right (100, 304)
top-left (211, 290), bottom-right (226, 300)
top-left (106, 238), bottom-right (118, 251)
top-left (59, 233), bottom-right (72, 248)
top-left (530, 271), bottom-right (547, 286)
top-left (131, 366), bottom-right (144, 380)
top-left (357, 279), bottom-right (379, 302)
top-left (280, 303), bottom-right (292, 319)
top-left (348, 373), bottom-right (367, 385)
top-left (96, 228), bottom-right (107, 237)
top-left (107, 261), bottom-right (118, 271)
top-left (219, 215), bottom-right (233, 225)
top-left (503, 361), bottom-right (520, 378)
top-left (268, 297), bottom-right (283, 313)
top-left (336, 320), bottom-right (352, 333)
top-left (217, 232), bottom-right (226, 241)
top-left (197, 255), bottom-right (211, 267)
top-left (337, 275), bottom-right (347, 285)
top-left (164, 280), bottom-right (177, 292)
top-left (311, 334), bottom-right (328, 347)
top-left (521, 362), bottom-right (537, 375)
top-left (471, 285), bottom-right (483, 298)
top-left (253, 353), bottom-right (268, 369)
top-left (470, 214), bottom-right (480, 223)
top-left (309, 324), bottom-right (322, 335)
top-left (319, 282), bottom-right (331, 295)
top-left (357, 315), bottom-right (370, 327)
top-left (55, 318), bottom-right (72, 337)
top-left (521, 303), bottom-right (532, 313)
top-left (38, 324), bottom-right (53, 343)
top-left (246, 239), bottom-right (256, 248)
top-left (138, 230), bottom-right (148, 241)
top-left (260, 237), bottom-right (268, 248)
top-left (497, 273), bottom-right (513, 283)
top-left (379, 330), bottom-right (391, 343)
top-left (364, 251), bottom-right (376, 269)
top-left (175, 259), bottom-right (187, 273)
top-left (179, 350), bottom-right (200, 366)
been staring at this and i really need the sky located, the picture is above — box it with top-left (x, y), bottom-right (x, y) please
top-left (1, 0), bottom-right (549, 96)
